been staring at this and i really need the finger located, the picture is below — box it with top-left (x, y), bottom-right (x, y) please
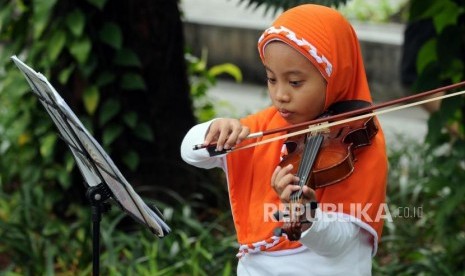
top-left (275, 164), bottom-right (293, 178)
top-left (215, 130), bottom-right (228, 151)
top-left (301, 186), bottom-right (317, 202)
top-left (271, 165), bottom-right (295, 191)
top-left (274, 173), bottom-right (299, 196)
top-left (224, 121), bottom-right (246, 148)
top-left (224, 126), bottom-right (241, 149)
top-left (277, 174), bottom-right (299, 192)
top-left (270, 166), bottom-right (281, 189)
top-left (236, 126), bottom-right (250, 145)
top-left (275, 164), bottom-right (299, 191)
top-left (204, 122), bottom-right (221, 145)
top-left (280, 184), bottom-right (302, 203)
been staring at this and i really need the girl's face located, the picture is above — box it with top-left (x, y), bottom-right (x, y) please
top-left (263, 42), bottom-right (327, 125)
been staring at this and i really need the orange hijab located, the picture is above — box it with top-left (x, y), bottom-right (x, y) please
top-left (258, 4), bottom-right (372, 109)
top-left (227, 4), bottom-right (387, 254)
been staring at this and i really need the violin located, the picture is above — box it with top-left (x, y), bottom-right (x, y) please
top-left (275, 100), bottom-right (378, 240)
top-left (281, 100), bottom-right (377, 189)
top-left (192, 81), bottom-right (465, 240)
top-left (193, 81), bottom-right (465, 155)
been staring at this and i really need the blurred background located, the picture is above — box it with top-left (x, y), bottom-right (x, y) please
top-left (0, 0), bottom-right (464, 275)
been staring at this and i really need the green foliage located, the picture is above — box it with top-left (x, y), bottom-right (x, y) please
top-left (374, 136), bottom-right (465, 274)
top-left (238, 0), bottom-right (348, 15)
top-left (371, 1), bottom-right (465, 273)
top-left (0, 1), bottom-right (149, 268)
top-left (413, 0), bottom-right (465, 148)
top-left (0, 177), bottom-right (92, 274)
top-left (409, 0), bottom-right (465, 94)
top-left (0, 183), bottom-right (236, 274)
top-left (186, 49), bottom-right (242, 122)
top-left (0, 0), bottom-right (154, 177)
top-left (0, 0), bottom-right (237, 273)
top-left (339, 0), bottom-right (409, 23)
top-left (240, 0), bottom-right (408, 22)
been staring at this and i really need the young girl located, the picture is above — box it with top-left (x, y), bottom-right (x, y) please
top-left (181, 4), bottom-right (387, 275)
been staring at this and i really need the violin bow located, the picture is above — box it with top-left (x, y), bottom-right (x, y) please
top-left (193, 81), bottom-right (465, 152)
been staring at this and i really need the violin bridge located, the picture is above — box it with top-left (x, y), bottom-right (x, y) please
top-left (308, 121), bottom-right (330, 135)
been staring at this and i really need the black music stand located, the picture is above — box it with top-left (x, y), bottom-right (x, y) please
top-left (11, 56), bottom-right (171, 275)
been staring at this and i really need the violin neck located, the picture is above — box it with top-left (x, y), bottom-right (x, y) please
top-left (290, 134), bottom-right (323, 202)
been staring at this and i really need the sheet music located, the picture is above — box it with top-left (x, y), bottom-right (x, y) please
top-left (11, 55), bottom-right (171, 237)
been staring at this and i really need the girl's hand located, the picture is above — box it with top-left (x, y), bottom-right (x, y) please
top-left (204, 118), bottom-right (250, 151)
top-left (271, 164), bottom-right (316, 204)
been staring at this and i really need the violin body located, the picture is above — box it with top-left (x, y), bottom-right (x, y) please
top-left (280, 114), bottom-right (378, 190)
top-left (278, 100), bottom-right (378, 240)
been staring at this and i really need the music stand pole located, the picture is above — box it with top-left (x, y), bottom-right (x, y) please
top-left (86, 183), bottom-right (112, 276)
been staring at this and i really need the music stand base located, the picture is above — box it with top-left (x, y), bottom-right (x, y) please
top-left (86, 183), bottom-right (112, 276)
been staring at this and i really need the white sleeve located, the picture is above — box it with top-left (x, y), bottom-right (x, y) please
top-left (180, 119), bottom-right (226, 170)
top-left (299, 209), bottom-right (365, 256)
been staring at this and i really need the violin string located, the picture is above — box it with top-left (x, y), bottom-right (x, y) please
top-left (292, 136), bottom-right (314, 202)
top-left (289, 134), bottom-right (322, 222)
top-left (290, 134), bottom-right (323, 203)
top-left (300, 135), bottom-right (323, 195)
top-left (291, 140), bottom-right (307, 203)
top-left (291, 136), bottom-right (311, 203)
top-left (231, 89), bottom-right (465, 152)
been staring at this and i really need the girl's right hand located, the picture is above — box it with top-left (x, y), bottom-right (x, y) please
top-left (204, 118), bottom-right (250, 151)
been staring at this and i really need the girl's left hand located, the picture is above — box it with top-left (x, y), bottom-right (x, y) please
top-left (271, 164), bottom-right (316, 203)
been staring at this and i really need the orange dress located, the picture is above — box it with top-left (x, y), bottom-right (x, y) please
top-left (225, 106), bottom-right (387, 256)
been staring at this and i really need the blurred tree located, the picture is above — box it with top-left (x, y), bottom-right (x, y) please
top-left (0, 0), bottom-right (199, 203)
